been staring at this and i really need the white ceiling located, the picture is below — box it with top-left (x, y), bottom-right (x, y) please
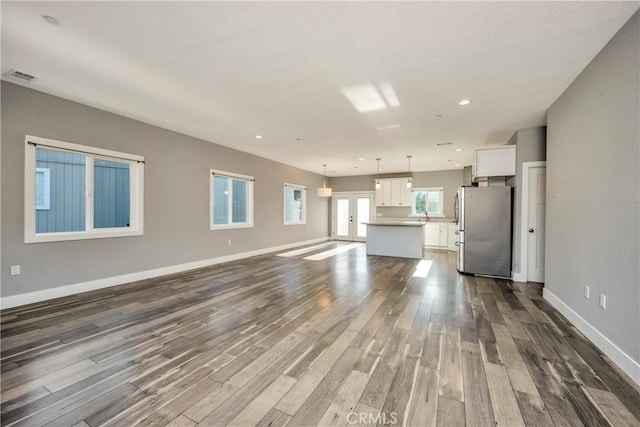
top-left (2, 1), bottom-right (638, 176)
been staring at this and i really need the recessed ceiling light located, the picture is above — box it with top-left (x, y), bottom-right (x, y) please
top-left (448, 160), bottom-right (452, 162)
top-left (459, 99), bottom-right (472, 106)
top-left (456, 164), bottom-right (460, 167)
top-left (255, 135), bottom-right (262, 139)
top-left (43, 15), bottom-right (60, 26)
top-left (358, 157), bottom-right (364, 161)
top-left (434, 115), bottom-right (442, 120)
top-left (456, 148), bottom-right (462, 152)
top-left (296, 138), bottom-right (301, 141)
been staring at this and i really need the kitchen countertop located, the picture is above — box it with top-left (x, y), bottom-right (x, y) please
top-left (362, 221), bottom-right (426, 227)
top-left (373, 217), bottom-right (455, 223)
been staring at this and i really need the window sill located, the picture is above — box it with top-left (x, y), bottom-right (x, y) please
top-left (409, 214), bottom-right (445, 218)
top-left (284, 221), bottom-right (307, 226)
top-left (210, 223), bottom-right (254, 231)
top-left (25, 228), bottom-right (143, 243)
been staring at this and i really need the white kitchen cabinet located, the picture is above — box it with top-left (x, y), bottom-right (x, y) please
top-left (400, 182), bottom-right (412, 206)
top-left (375, 179), bottom-right (393, 206)
top-left (423, 223), bottom-right (448, 248)
top-left (375, 178), bottom-right (412, 207)
top-left (438, 223), bottom-right (448, 247)
top-left (474, 145), bottom-right (516, 179)
top-left (448, 223), bottom-right (459, 251)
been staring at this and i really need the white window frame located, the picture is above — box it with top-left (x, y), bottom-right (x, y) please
top-left (283, 183), bottom-right (307, 225)
top-left (210, 169), bottom-right (254, 230)
top-left (410, 187), bottom-right (445, 218)
top-left (24, 135), bottom-right (145, 243)
top-left (35, 167), bottom-right (51, 210)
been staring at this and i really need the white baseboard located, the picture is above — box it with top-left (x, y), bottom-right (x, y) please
top-left (543, 289), bottom-right (640, 386)
top-left (0, 237), bottom-right (329, 310)
top-left (512, 271), bottom-right (526, 282)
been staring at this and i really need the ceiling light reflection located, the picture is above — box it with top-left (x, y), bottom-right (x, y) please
top-left (379, 82), bottom-right (400, 108)
top-left (341, 84), bottom-right (387, 112)
top-left (341, 82), bottom-right (401, 113)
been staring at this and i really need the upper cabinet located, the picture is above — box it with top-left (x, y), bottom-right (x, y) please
top-left (473, 145), bottom-right (516, 179)
top-left (375, 178), bottom-right (412, 207)
top-left (376, 179), bottom-right (393, 206)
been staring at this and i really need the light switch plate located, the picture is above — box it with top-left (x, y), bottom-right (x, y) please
top-left (584, 285), bottom-right (590, 299)
top-left (11, 265), bottom-right (20, 276)
top-left (599, 294), bottom-right (606, 309)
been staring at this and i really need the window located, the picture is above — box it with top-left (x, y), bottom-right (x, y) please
top-left (284, 183), bottom-right (306, 225)
top-left (411, 187), bottom-right (444, 217)
top-left (210, 169), bottom-right (254, 229)
top-left (25, 135), bottom-right (144, 243)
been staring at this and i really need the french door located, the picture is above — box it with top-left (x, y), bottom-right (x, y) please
top-left (332, 192), bottom-right (374, 242)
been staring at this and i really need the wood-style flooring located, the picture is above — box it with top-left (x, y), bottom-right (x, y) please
top-left (1, 243), bottom-right (640, 426)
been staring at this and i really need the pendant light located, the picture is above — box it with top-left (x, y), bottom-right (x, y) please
top-left (406, 155), bottom-right (413, 188)
top-left (317, 164), bottom-right (332, 197)
top-left (375, 158), bottom-right (381, 190)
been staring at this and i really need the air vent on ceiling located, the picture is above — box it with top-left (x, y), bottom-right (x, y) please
top-left (435, 142), bottom-right (453, 147)
top-left (3, 69), bottom-right (37, 83)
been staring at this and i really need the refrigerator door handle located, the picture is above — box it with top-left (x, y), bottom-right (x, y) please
top-left (454, 192), bottom-right (459, 225)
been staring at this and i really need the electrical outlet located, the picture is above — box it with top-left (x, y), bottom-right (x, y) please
top-left (599, 294), bottom-right (606, 309)
top-left (584, 285), bottom-right (590, 299)
top-left (11, 265), bottom-right (20, 276)
top-left (227, 240), bottom-right (232, 246)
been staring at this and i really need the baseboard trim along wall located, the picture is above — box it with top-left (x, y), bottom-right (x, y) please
top-left (543, 289), bottom-right (640, 386)
top-left (0, 237), bottom-right (329, 310)
top-left (511, 271), bottom-right (526, 282)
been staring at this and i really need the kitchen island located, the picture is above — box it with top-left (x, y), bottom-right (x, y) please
top-left (363, 221), bottom-right (425, 259)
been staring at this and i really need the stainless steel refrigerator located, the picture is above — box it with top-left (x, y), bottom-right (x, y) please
top-left (454, 186), bottom-right (512, 278)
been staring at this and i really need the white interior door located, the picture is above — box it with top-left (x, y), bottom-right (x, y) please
top-left (332, 193), bottom-right (373, 242)
top-left (527, 166), bottom-right (546, 283)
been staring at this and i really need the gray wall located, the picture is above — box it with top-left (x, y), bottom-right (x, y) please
top-left (507, 126), bottom-right (547, 275)
top-left (329, 169), bottom-right (463, 219)
top-left (546, 11), bottom-right (639, 364)
top-left (1, 82), bottom-right (329, 297)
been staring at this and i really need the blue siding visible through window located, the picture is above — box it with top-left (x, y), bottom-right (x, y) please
top-left (35, 148), bottom-right (86, 233)
top-left (213, 176), bottom-right (229, 225)
top-left (232, 180), bottom-right (247, 223)
top-left (284, 186), bottom-right (293, 223)
top-left (94, 159), bottom-right (130, 228)
top-left (284, 186), bottom-right (303, 223)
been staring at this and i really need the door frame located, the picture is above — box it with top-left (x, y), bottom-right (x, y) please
top-left (520, 161), bottom-right (546, 282)
top-left (331, 191), bottom-right (375, 241)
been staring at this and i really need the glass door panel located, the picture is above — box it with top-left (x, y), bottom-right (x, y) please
top-left (334, 197), bottom-right (352, 240)
top-left (356, 197), bottom-right (370, 240)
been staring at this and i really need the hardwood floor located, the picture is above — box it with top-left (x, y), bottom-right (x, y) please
top-left (1, 243), bottom-right (640, 426)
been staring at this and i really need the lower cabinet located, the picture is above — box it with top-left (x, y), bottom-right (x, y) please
top-left (448, 224), bottom-right (459, 251)
top-left (423, 223), bottom-right (448, 248)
